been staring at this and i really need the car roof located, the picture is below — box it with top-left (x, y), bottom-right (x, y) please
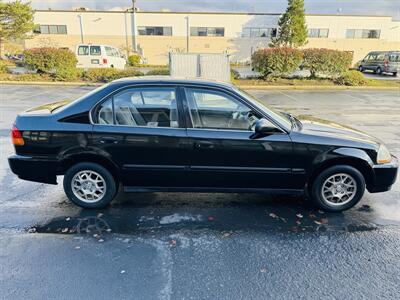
top-left (110, 76), bottom-right (235, 89)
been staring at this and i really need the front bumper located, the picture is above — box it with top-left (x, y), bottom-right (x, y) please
top-left (8, 154), bottom-right (58, 184)
top-left (368, 156), bottom-right (398, 193)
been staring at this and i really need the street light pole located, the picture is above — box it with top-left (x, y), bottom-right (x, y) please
top-left (132, 0), bottom-right (137, 52)
top-left (78, 14), bottom-right (84, 43)
top-left (186, 16), bottom-right (190, 53)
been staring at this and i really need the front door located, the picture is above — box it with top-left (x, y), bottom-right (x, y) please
top-left (182, 87), bottom-right (295, 190)
top-left (91, 85), bottom-right (191, 187)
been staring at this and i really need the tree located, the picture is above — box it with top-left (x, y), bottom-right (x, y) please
top-left (270, 0), bottom-right (308, 48)
top-left (0, 0), bottom-right (35, 57)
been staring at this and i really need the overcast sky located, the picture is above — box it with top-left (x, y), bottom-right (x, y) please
top-left (26, 0), bottom-right (400, 19)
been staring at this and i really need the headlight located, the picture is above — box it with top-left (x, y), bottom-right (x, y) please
top-left (377, 144), bottom-right (392, 164)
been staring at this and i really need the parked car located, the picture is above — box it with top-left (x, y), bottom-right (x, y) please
top-left (358, 51), bottom-right (399, 76)
top-left (8, 78), bottom-right (398, 211)
top-left (76, 44), bottom-right (126, 69)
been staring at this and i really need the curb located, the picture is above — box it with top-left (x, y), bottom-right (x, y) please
top-left (236, 85), bottom-right (400, 90)
top-left (1, 80), bottom-right (399, 90)
top-left (0, 81), bottom-right (102, 86)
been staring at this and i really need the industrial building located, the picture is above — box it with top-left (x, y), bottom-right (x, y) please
top-left (25, 9), bottom-right (400, 65)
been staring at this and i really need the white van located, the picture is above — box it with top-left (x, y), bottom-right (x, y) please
top-left (76, 44), bottom-right (126, 69)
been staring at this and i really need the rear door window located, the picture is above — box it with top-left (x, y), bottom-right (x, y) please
top-left (95, 87), bottom-right (179, 128)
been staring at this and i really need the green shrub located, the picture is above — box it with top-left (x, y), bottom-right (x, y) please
top-left (0, 60), bottom-right (8, 73)
top-left (23, 47), bottom-right (78, 80)
top-left (128, 54), bottom-right (141, 66)
top-left (251, 47), bottom-right (303, 78)
top-left (146, 68), bottom-right (170, 76)
top-left (334, 70), bottom-right (367, 86)
top-left (83, 68), bottom-right (144, 82)
top-left (230, 69), bottom-right (240, 80)
top-left (302, 48), bottom-right (353, 78)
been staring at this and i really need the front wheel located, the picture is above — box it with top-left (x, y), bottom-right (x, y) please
top-left (63, 162), bottom-right (117, 208)
top-left (310, 165), bottom-right (365, 212)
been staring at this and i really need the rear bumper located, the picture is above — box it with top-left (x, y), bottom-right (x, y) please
top-left (368, 156), bottom-right (398, 193)
top-left (8, 154), bottom-right (58, 184)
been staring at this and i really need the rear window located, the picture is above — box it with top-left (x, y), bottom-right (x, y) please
top-left (90, 46), bottom-right (101, 56)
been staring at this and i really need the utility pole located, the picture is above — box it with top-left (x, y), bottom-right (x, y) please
top-left (132, 0), bottom-right (137, 52)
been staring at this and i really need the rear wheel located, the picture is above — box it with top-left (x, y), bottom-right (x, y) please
top-left (63, 162), bottom-right (117, 208)
top-left (310, 165), bottom-right (365, 212)
top-left (376, 67), bottom-right (382, 75)
top-left (358, 65), bottom-right (364, 72)
top-left (393, 72), bottom-right (397, 77)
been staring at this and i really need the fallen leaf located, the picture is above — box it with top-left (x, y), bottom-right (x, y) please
top-left (28, 227), bottom-right (36, 233)
top-left (65, 217), bottom-right (71, 221)
top-left (106, 228), bottom-right (112, 233)
top-left (260, 268), bottom-right (267, 273)
top-left (296, 220), bottom-right (302, 225)
top-left (120, 270), bottom-right (126, 274)
top-left (296, 214), bottom-right (303, 218)
top-left (74, 246), bottom-right (80, 250)
top-left (223, 232), bottom-right (231, 238)
top-left (61, 228), bottom-right (69, 233)
top-left (98, 239), bottom-right (104, 243)
top-left (318, 210), bottom-right (325, 214)
top-left (97, 213), bottom-right (103, 218)
top-left (314, 220), bottom-right (322, 225)
top-left (269, 213), bottom-right (278, 219)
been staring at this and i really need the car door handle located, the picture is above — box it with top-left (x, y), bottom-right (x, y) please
top-left (99, 137), bottom-right (118, 144)
top-left (195, 141), bottom-right (215, 149)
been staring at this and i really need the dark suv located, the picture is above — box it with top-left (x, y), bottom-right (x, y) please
top-left (9, 77), bottom-right (398, 211)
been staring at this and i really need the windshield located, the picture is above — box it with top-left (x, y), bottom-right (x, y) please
top-left (233, 87), bottom-right (292, 129)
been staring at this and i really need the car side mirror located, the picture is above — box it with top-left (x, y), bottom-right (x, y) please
top-left (251, 118), bottom-right (280, 139)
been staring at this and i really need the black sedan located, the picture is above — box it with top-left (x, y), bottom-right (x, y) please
top-left (8, 77), bottom-right (398, 211)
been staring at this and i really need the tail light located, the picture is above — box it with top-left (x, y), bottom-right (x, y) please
top-left (103, 58), bottom-right (108, 64)
top-left (11, 125), bottom-right (24, 146)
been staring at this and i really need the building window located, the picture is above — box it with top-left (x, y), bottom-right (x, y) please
top-left (308, 28), bottom-right (329, 38)
top-left (242, 27), bottom-right (277, 38)
top-left (346, 29), bottom-right (380, 39)
top-left (34, 25), bottom-right (67, 34)
top-left (138, 26), bottom-right (172, 36)
top-left (190, 27), bottom-right (225, 37)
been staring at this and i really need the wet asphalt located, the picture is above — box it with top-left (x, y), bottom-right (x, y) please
top-left (0, 85), bottom-right (399, 299)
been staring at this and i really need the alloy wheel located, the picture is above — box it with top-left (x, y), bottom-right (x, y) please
top-left (71, 170), bottom-right (107, 203)
top-left (321, 173), bottom-right (357, 206)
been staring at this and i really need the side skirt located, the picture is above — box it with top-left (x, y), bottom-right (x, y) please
top-left (123, 186), bottom-right (305, 195)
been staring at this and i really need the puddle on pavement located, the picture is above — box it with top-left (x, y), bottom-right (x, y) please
top-left (27, 193), bottom-right (379, 236)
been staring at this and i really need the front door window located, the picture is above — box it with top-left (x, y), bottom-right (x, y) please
top-left (184, 88), bottom-right (260, 131)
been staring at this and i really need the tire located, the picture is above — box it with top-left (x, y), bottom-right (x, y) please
top-left (393, 72), bottom-right (397, 77)
top-left (376, 67), bottom-right (382, 75)
top-left (358, 66), bottom-right (364, 72)
top-left (63, 162), bottom-right (117, 209)
top-left (310, 165), bottom-right (365, 212)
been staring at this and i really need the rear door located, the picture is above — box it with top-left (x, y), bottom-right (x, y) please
top-left (182, 86), bottom-right (295, 190)
top-left (91, 85), bottom-right (191, 187)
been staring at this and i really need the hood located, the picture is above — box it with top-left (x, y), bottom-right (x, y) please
top-left (297, 115), bottom-right (381, 147)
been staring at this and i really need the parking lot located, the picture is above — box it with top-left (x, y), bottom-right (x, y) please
top-left (1, 85), bottom-right (400, 299)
